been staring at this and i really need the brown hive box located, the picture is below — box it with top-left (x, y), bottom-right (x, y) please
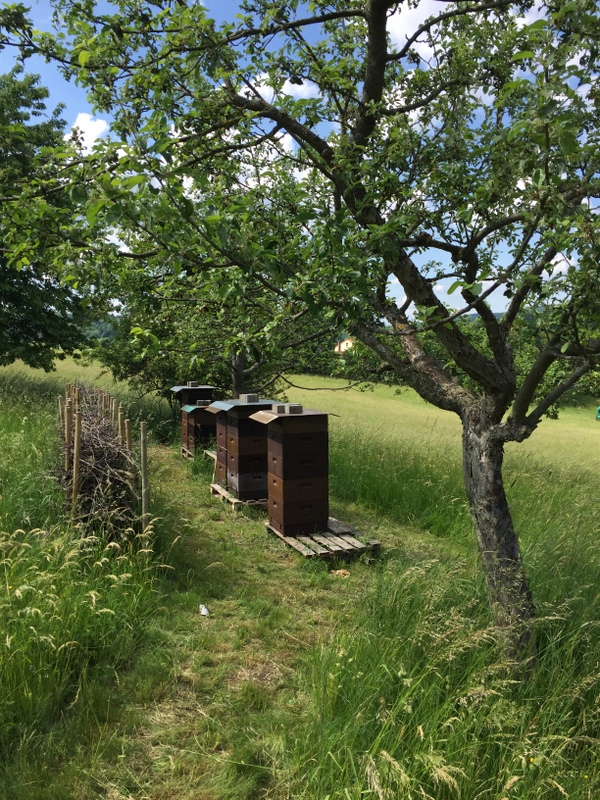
top-left (206, 396), bottom-right (275, 499)
top-left (181, 400), bottom-right (216, 454)
top-left (267, 497), bottom-right (330, 537)
top-left (250, 404), bottom-right (329, 536)
top-left (171, 382), bottom-right (216, 407)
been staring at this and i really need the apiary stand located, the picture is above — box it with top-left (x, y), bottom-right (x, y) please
top-left (265, 517), bottom-right (381, 560)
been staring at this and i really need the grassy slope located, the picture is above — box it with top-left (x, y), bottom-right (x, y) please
top-left (283, 374), bottom-right (600, 471)
top-left (1, 363), bottom-right (598, 798)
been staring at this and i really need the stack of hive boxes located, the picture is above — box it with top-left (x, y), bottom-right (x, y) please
top-left (170, 381), bottom-right (216, 407)
top-left (171, 383), bottom-right (217, 456)
top-left (207, 394), bottom-right (274, 500)
top-left (180, 400), bottom-right (217, 455)
top-left (250, 404), bottom-right (329, 536)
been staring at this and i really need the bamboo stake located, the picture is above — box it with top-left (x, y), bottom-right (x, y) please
top-left (64, 399), bottom-right (73, 473)
top-left (125, 419), bottom-right (132, 452)
top-left (72, 410), bottom-right (82, 511)
top-left (140, 421), bottom-right (149, 530)
top-left (58, 396), bottom-right (65, 433)
top-left (112, 398), bottom-right (117, 426)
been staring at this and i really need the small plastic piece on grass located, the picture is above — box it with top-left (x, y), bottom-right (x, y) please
top-left (199, 604), bottom-right (210, 616)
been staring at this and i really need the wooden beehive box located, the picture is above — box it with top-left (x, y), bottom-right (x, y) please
top-left (206, 394), bottom-right (275, 500)
top-left (170, 382), bottom-right (216, 407)
top-left (181, 400), bottom-right (216, 456)
top-left (250, 404), bottom-right (329, 536)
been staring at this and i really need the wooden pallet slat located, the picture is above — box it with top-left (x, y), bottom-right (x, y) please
top-left (265, 517), bottom-right (381, 561)
top-left (336, 533), bottom-right (367, 549)
top-left (319, 532), bottom-right (359, 552)
top-left (328, 517), bottom-right (360, 536)
top-left (297, 535), bottom-right (331, 555)
top-left (311, 534), bottom-right (345, 553)
top-left (269, 528), bottom-right (317, 557)
top-left (210, 482), bottom-right (268, 509)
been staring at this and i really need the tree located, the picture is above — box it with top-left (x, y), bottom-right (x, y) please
top-left (5, 0), bottom-right (600, 650)
top-left (0, 67), bottom-right (90, 370)
top-left (93, 269), bottom-right (344, 400)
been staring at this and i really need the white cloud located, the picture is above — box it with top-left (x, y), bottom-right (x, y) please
top-left (280, 133), bottom-right (296, 152)
top-left (547, 253), bottom-right (572, 276)
top-left (67, 113), bottom-right (109, 152)
top-left (241, 72), bottom-right (277, 104)
top-left (514, 1), bottom-right (546, 29)
top-left (281, 79), bottom-right (320, 100)
top-left (388, 0), bottom-right (440, 62)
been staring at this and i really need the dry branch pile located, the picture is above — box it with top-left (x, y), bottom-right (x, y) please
top-left (60, 384), bottom-right (139, 540)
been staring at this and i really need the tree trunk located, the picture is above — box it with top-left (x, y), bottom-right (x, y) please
top-left (231, 350), bottom-right (245, 398)
top-left (462, 410), bottom-right (536, 659)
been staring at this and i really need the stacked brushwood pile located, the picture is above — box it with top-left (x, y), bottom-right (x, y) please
top-left (60, 384), bottom-right (139, 540)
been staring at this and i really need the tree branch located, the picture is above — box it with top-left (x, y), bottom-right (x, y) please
top-left (502, 244), bottom-right (558, 331)
top-left (386, 0), bottom-right (514, 63)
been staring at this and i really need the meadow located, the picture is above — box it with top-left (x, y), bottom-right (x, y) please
top-left (0, 362), bottom-right (598, 799)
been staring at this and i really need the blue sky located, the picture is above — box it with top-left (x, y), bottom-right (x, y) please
top-left (0, 0), bottom-right (100, 138)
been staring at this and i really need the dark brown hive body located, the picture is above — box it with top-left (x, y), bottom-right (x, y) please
top-left (251, 405), bottom-right (329, 536)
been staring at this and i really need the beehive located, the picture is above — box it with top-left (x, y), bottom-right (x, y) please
top-left (181, 400), bottom-right (216, 455)
top-left (250, 404), bottom-right (329, 536)
top-left (170, 381), bottom-right (215, 407)
top-left (206, 394), bottom-right (275, 500)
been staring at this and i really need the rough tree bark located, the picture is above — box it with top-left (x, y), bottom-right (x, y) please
top-left (462, 406), bottom-right (536, 657)
top-left (231, 350), bottom-right (246, 398)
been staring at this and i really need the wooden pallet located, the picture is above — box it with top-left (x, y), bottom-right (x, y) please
top-left (210, 482), bottom-right (268, 510)
top-left (266, 516), bottom-right (381, 560)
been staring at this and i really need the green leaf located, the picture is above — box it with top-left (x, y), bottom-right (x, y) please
top-left (522, 19), bottom-right (547, 31)
top-left (558, 130), bottom-right (579, 155)
top-left (78, 50), bottom-right (91, 67)
top-left (120, 174), bottom-right (146, 189)
top-left (86, 199), bottom-right (106, 226)
top-left (218, 283), bottom-right (233, 300)
top-left (512, 51), bottom-right (535, 61)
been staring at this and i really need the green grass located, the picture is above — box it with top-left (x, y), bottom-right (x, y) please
top-left (281, 376), bottom-right (600, 799)
top-left (284, 553), bottom-right (600, 799)
top-left (0, 361), bottom-right (167, 795)
top-left (0, 364), bottom-right (598, 799)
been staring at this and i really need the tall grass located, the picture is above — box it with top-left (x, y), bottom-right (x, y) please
top-left (285, 388), bottom-right (600, 799)
top-left (329, 425), bottom-right (470, 542)
top-left (0, 376), bottom-right (64, 531)
top-left (0, 364), bottom-right (163, 769)
top-left (287, 555), bottom-right (600, 799)
top-left (0, 529), bottom-right (157, 750)
top-left (329, 421), bottom-right (598, 556)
